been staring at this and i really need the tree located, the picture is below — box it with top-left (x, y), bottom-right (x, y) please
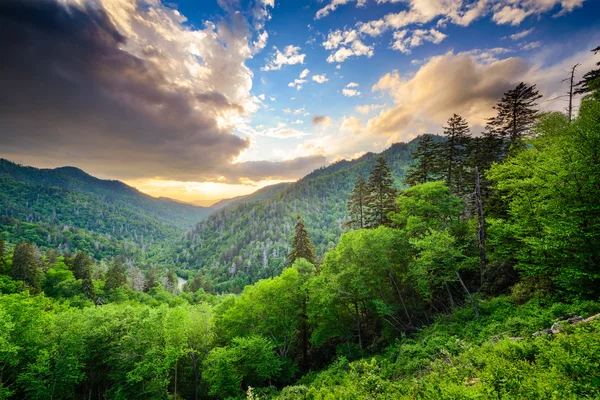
top-left (365, 157), bottom-right (397, 228)
top-left (575, 45), bottom-right (600, 96)
top-left (439, 114), bottom-right (471, 195)
top-left (404, 134), bottom-right (439, 186)
top-left (11, 243), bottom-right (42, 293)
top-left (344, 175), bottom-right (368, 230)
top-left (166, 269), bottom-right (177, 293)
top-left (486, 82), bottom-right (542, 150)
top-left (287, 215), bottom-right (316, 266)
top-left (487, 99), bottom-right (600, 297)
top-left (104, 258), bottom-right (126, 291)
top-left (0, 237), bottom-right (6, 274)
top-left (71, 251), bottom-right (95, 298)
top-left (144, 268), bottom-right (158, 292)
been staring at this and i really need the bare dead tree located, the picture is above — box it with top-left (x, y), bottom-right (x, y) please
top-left (562, 63), bottom-right (580, 122)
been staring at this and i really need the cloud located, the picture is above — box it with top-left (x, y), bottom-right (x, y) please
top-left (312, 115), bottom-right (333, 128)
top-left (0, 0), bottom-right (279, 183)
top-left (347, 82), bottom-right (360, 87)
top-left (323, 29), bottom-right (374, 63)
top-left (312, 74), bottom-right (329, 83)
top-left (300, 68), bottom-right (310, 78)
top-left (522, 41), bottom-right (542, 51)
top-left (227, 155), bottom-right (328, 181)
top-left (340, 116), bottom-right (363, 134)
top-left (505, 28), bottom-right (535, 41)
top-left (391, 28), bottom-right (447, 54)
top-left (356, 104), bottom-right (385, 114)
top-left (256, 122), bottom-right (311, 139)
top-left (316, 0), bottom-right (367, 20)
top-left (366, 51), bottom-right (532, 140)
top-left (289, 78), bottom-right (307, 90)
top-left (343, 89), bottom-right (361, 97)
top-left (262, 45), bottom-right (306, 71)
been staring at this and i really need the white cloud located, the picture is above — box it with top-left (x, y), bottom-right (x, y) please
top-left (323, 29), bottom-right (374, 63)
top-left (291, 119), bottom-right (304, 125)
top-left (258, 94), bottom-right (266, 100)
top-left (262, 45), bottom-right (306, 71)
top-left (288, 78), bottom-right (307, 90)
top-left (505, 28), bottom-right (535, 41)
top-left (392, 28), bottom-right (447, 54)
top-left (300, 68), bottom-right (310, 78)
top-left (340, 116), bottom-right (363, 134)
top-left (313, 74), bottom-right (329, 83)
top-left (522, 41), bottom-right (543, 51)
top-left (256, 122), bottom-right (311, 139)
top-left (316, 0), bottom-right (367, 20)
top-left (356, 104), bottom-right (385, 114)
top-left (343, 88), bottom-right (361, 97)
top-left (347, 82), bottom-right (359, 87)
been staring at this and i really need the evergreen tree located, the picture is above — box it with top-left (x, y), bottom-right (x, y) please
top-left (344, 175), bottom-right (368, 230)
top-left (486, 82), bottom-right (542, 151)
top-left (365, 157), bottom-right (397, 228)
top-left (575, 45), bottom-right (600, 96)
top-left (439, 114), bottom-right (471, 195)
top-left (105, 258), bottom-right (126, 291)
top-left (11, 243), bottom-right (42, 293)
top-left (72, 251), bottom-right (95, 299)
top-left (404, 134), bottom-right (439, 186)
top-left (144, 268), bottom-right (158, 292)
top-left (187, 271), bottom-right (205, 293)
top-left (166, 269), bottom-right (177, 293)
top-left (287, 215), bottom-right (316, 266)
top-left (466, 132), bottom-right (504, 202)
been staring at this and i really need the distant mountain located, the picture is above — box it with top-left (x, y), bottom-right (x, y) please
top-left (210, 182), bottom-right (292, 211)
top-left (0, 159), bottom-right (211, 259)
top-left (164, 138), bottom-right (427, 292)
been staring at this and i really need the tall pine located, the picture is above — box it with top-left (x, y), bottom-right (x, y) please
top-left (287, 215), bottom-right (316, 266)
top-left (486, 82), bottom-right (542, 152)
top-left (404, 134), bottom-right (439, 186)
top-left (365, 157), bottom-right (397, 228)
top-left (11, 243), bottom-right (42, 293)
top-left (575, 45), bottom-right (600, 96)
top-left (105, 258), bottom-right (127, 291)
top-left (439, 114), bottom-right (471, 195)
top-left (72, 251), bottom-right (95, 300)
top-left (344, 175), bottom-right (368, 229)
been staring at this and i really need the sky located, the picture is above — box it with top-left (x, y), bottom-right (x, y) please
top-left (0, 0), bottom-right (599, 204)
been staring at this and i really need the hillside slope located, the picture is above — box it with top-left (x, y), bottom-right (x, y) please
top-left (210, 182), bottom-right (292, 211)
top-left (165, 139), bottom-right (426, 291)
top-left (0, 159), bottom-right (211, 259)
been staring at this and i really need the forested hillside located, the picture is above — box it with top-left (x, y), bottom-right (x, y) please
top-left (165, 140), bottom-right (427, 292)
top-left (0, 160), bottom-right (211, 260)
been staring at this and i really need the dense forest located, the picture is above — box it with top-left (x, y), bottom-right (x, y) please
top-left (0, 160), bottom-right (211, 260)
top-left (0, 46), bottom-right (599, 399)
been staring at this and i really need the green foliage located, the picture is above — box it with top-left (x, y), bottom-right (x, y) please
top-left (11, 243), bottom-right (42, 294)
top-left (287, 216), bottom-right (316, 266)
top-left (487, 101), bottom-right (600, 297)
top-left (0, 159), bottom-right (210, 260)
top-left (204, 335), bottom-right (282, 398)
top-left (365, 157), bottom-right (397, 228)
top-left (163, 140), bottom-right (417, 292)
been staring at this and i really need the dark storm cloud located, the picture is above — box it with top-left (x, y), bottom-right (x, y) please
top-left (0, 0), bottom-right (318, 182)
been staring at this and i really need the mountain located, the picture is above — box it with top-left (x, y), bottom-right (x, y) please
top-left (164, 138), bottom-right (425, 292)
top-left (210, 182), bottom-right (292, 211)
top-left (0, 159), bottom-right (211, 259)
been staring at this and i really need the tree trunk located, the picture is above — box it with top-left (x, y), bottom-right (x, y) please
top-left (475, 166), bottom-right (487, 287)
top-left (354, 301), bottom-right (363, 351)
top-left (456, 271), bottom-right (479, 319)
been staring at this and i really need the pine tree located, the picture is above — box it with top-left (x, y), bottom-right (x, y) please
top-left (365, 157), bottom-right (397, 228)
top-left (467, 132), bottom-right (504, 201)
top-left (404, 134), bottom-right (440, 186)
top-left (486, 82), bottom-right (542, 151)
top-left (72, 251), bottom-right (95, 299)
top-left (344, 175), bottom-right (368, 230)
top-left (439, 114), bottom-right (471, 195)
top-left (105, 258), bottom-right (126, 291)
top-left (144, 268), bottom-right (158, 292)
top-left (11, 243), bottom-right (42, 293)
top-left (575, 46), bottom-right (600, 96)
top-left (287, 215), bottom-right (316, 266)
top-left (166, 269), bottom-right (177, 293)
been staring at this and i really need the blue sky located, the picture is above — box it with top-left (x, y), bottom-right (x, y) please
top-left (0, 0), bottom-right (599, 203)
